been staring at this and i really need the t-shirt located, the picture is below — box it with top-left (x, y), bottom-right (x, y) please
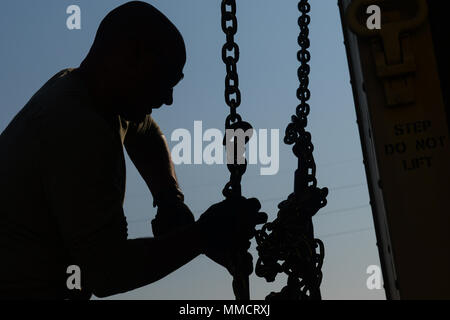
top-left (0, 68), bottom-right (162, 299)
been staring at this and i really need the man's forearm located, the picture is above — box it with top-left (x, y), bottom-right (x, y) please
top-left (85, 222), bottom-right (204, 298)
top-left (125, 128), bottom-right (183, 205)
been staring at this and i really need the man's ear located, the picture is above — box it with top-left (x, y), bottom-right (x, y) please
top-left (101, 38), bottom-right (136, 72)
top-left (136, 40), bottom-right (161, 72)
top-left (127, 38), bottom-right (142, 72)
top-left (130, 38), bottom-right (142, 67)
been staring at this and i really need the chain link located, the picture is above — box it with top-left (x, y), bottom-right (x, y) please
top-left (255, 0), bottom-right (329, 300)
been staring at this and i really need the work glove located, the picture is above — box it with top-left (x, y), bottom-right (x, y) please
top-left (151, 196), bottom-right (195, 237)
top-left (197, 197), bottom-right (268, 276)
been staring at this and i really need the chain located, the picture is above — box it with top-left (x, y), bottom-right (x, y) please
top-left (221, 0), bottom-right (240, 124)
top-left (220, 0), bottom-right (254, 301)
top-left (255, 0), bottom-right (329, 300)
top-left (221, 0), bottom-right (254, 200)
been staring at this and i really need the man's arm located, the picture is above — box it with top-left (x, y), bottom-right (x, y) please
top-left (41, 111), bottom-right (202, 297)
top-left (81, 224), bottom-right (205, 298)
top-left (124, 115), bottom-right (183, 207)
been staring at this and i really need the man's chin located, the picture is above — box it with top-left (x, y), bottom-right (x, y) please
top-left (120, 112), bottom-right (149, 123)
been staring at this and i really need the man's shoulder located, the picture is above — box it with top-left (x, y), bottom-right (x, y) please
top-left (2, 69), bottom-right (109, 141)
top-left (31, 69), bottom-right (117, 140)
top-left (32, 69), bottom-right (94, 118)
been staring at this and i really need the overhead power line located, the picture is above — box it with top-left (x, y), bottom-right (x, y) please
top-left (318, 227), bottom-right (374, 239)
top-left (127, 202), bottom-right (371, 225)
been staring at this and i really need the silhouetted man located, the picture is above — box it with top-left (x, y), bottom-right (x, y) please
top-left (0, 1), bottom-right (266, 299)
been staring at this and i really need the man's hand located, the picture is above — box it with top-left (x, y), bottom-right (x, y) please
top-left (197, 197), bottom-right (268, 276)
top-left (151, 198), bottom-right (195, 237)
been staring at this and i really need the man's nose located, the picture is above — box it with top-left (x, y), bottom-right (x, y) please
top-left (164, 89), bottom-right (174, 106)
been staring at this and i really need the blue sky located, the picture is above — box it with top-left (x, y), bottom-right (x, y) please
top-left (0, 0), bottom-right (384, 299)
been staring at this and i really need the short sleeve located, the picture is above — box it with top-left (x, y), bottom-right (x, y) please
top-left (125, 114), bottom-right (163, 142)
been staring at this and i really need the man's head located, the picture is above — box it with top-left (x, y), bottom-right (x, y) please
top-left (80, 1), bottom-right (186, 122)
